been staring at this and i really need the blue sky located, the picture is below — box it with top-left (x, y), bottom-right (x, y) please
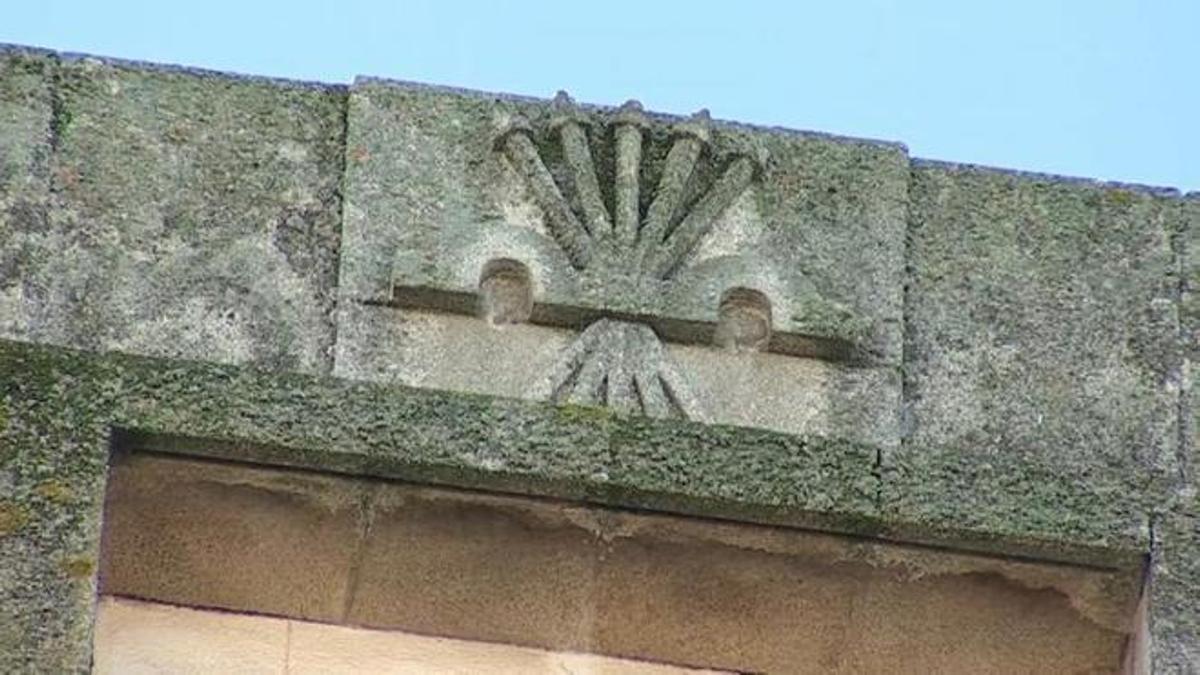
top-left (4, 1), bottom-right (1197, 190)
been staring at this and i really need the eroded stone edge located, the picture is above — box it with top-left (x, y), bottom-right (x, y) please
top-left (1149, 193), bottom-right (1200, 670)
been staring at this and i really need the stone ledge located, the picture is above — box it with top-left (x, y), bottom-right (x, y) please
top-left (0, 336), bottom-right (1151, 571)
top-left (881, 444), bottom-right (1160, 566)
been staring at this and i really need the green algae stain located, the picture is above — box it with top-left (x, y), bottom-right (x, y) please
top-left (34, 480), bottom-right (73, 505)
top-left (1105, 188), bottom-right (1136, 207)
top-left (0, 502), bottom-right (29, 537)
top-left (58, 555), bottom-right (95, 580)
top-left (555, 403), bottom-right (615, 425)
top-left (48, 67), bottom-right (74, 148)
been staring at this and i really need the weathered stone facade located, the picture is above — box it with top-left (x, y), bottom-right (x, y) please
top-left (0, 43), bottom-right (1195, 671)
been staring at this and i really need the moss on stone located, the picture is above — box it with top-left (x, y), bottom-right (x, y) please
top-left (880, 441), bottom-right (1160, 567)
top-left (1, 45), bottom-right (1195, 668)
top-left (34, 480), bottom-right (73, 505)
top-left (1105, 187), bottom-right (1136, 207)
top-left (47, 85), bottom-right (71, 146)
top-left (553, 402), bottom-right (616, 425)
top-left (1150, 511), bottom-right (1200, 669)
top-left (0, 501), bottom-right (29, 537)
top-left (57, 555), bottom-right (94, 580)
top-left (899, 162), bottom-right (1182, 568)
top-left (3, 51), bottom-right (348, 376)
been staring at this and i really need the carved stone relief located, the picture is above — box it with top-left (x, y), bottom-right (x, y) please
top-left (335, 80), bottom-right (908, 444)
top-left (483, 93), bottom-right (779, 420)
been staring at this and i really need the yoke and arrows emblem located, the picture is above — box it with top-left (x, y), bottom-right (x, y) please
top-left (490, 93), bottom-right (767, 420)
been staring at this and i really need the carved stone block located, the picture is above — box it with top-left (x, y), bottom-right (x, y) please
top-left (0, 54), bottom-right (346, 374)
top-left (336, 79), bottom-right (908, 445)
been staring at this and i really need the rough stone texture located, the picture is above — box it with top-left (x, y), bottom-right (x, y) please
top-left (895, 161), bottom-right (1183, 554)
top-left (0, 47), bottom-right (55, 340)
top-left (0, 48), bottom-right (346, 374)
top-left (0, 350), bottom-right (111, 672)
top-left (1151, 508), bottom-right (1200, 672)
top-left (335, 78), bottom-right (908, 444)
top-left (1182, 194), bottom-right (1199, 487)
top-left (1, 45), bottom-right (1197, 671)
top-left (881, 441), bottom-right (1159, 566)
top-left (1154, 193), bottom-right (1200, 671)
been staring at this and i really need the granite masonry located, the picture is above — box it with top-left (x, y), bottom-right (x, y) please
top-left (0, 43), bottom-right (1195, 672)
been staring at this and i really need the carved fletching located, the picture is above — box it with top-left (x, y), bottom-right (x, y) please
top-left (538, 319), bottom-right (705, 420)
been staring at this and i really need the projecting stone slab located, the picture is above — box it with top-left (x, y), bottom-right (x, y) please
top-left (893, 161), bottom-right (1182, 547)
top-left (335, 80), bottom-right (907, 444)
top-left (0, 55), bottom-right (346, 374)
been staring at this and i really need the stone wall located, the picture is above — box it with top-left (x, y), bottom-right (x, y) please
top-left (1, 46), bottom-right (345, 374)
top-left (0, 43), bottom-right (1195, 671)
